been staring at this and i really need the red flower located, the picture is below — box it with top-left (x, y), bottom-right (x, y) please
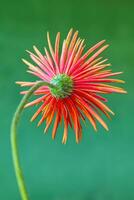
top-left (17, 29), bottom-right (126, 143)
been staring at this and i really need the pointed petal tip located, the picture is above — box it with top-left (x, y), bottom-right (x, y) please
top-left (119, 89), bottom-right (127, 94)
top-left (47, 31), bottom-right (50, 37)
top-left (69, 27), bottom-right (73, 31)
top-left (75, 31), bottom-right (79, 37)
top-left (30, 118), bottom-right (34, 122)
top-left (22, 58), bottom-right (30, 66)
top-left (105, 126), bottom-right (109, 131)
top-left (52, 135), bottom-right (55, 140)
top-left (62, 140), bottom-right (67, 145)
top-left (24, 104), bottom-right (28, 108)
top-left (111, 111), bottom-right (115, 116)
top-left (123, 90), bottom-right (127, 94)
top-left (117, 80), bottom-right (125, 83)
top-left (102, 39), bottom-right (106, 43)
top-left (94, 127), bottom-right (98, 132)
top-left (26, 50), bottom-right (32, 54)
top-left (44, 129), bottom-right (47, 134)
top-left (56, 32), bottom-right (60, 38)
top-left (75, 137), bottom-right (80, 144)
top-left (117, 71), bottom-right (123, 75)
top-left (37, 122), bottom-right (41, 127)
top-left (33, 45), bottom-right (36, 49)
top-left (22, 58), bottom-right (25, 62)
top-left (98, 39), bottom-right (106, 45)
top-left (15, 81), bottom-right (21, 84)
top-left (105, 44), bottom-right (109, 48)
top-left (73, 30), bottom-right (79, 36)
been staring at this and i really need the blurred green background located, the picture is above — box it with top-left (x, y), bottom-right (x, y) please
top-left (0, 0), bottom-right (133, 199)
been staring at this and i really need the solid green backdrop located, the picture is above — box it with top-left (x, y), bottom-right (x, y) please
top-left (0, 0), bottom-right (133, 199)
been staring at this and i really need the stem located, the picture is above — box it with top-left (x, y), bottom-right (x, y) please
top-left (11, 81), bottom-right (56, 200)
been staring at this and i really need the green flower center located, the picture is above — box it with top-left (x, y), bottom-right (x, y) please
top-left (50, 74), bottom-right (73, 98)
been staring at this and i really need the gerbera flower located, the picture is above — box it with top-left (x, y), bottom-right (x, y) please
top-left (16, 29), bottom-right (126, 144)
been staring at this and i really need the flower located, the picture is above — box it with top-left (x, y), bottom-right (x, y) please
top-left (16, 29), bottom-right (126, 144)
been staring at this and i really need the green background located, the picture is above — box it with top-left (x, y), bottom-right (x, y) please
top-left (1, 0), bottom-right (133, 199)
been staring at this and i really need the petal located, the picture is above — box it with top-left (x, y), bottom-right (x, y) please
top-left (55, 32), bottom-right (60, 66)
top-left (52, 100), bottom-right (61, 139)
top-left (24, 95), bottom-right (46, 108)
top-left (30, 95), bottom-right (51, 121)
top-left (47, 32), bottom-right (59, 72)
top-left (74, 94), bottom-right (109, 131)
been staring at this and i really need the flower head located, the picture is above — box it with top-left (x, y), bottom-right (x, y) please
top-left (16, 29), bottom-right (126, 143)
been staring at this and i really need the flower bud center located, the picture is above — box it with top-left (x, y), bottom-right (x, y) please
top-left (50, 74), bottom-right (73, 98)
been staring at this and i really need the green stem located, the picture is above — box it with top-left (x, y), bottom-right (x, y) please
top-left (11, 81), bottom-right (56, 200)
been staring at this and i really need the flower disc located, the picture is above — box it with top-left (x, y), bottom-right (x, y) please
top-left (50, 74), bottom-right (73, 98)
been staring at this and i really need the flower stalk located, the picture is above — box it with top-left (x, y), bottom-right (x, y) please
top-left (10, 81), bottom-right (56, 200)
